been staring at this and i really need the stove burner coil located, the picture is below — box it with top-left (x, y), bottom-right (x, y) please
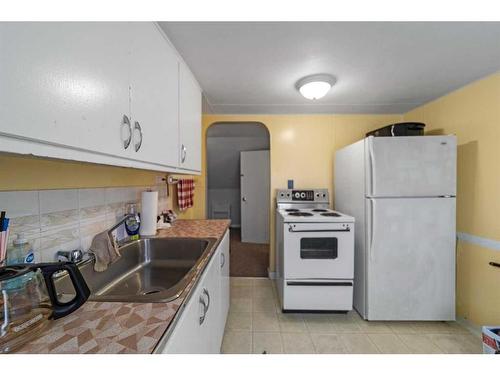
top-left (288, 212), bottom-right (314, 217)
top-left (320, 212), bottom-right (341, 217)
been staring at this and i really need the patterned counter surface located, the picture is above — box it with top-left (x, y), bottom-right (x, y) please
top-left (16, 219), bottom-right (230, 354)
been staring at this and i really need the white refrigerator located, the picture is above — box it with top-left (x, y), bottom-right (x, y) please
top-left (335, 135), bottom-right (456, 321)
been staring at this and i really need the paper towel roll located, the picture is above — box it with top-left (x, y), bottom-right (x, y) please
top-left (140, 191), bottom-right (158, 236)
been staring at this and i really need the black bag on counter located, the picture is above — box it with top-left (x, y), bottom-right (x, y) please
top-left (366, 122), bottom-right (425, 137)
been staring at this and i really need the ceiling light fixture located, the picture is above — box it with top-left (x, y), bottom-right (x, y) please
top-left (296, 74), bottom-right (336, 100)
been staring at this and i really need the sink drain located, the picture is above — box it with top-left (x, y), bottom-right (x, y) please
top-left (141, 288), bottom-right (164, 295)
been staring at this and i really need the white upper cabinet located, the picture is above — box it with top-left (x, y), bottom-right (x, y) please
top-left (0, 22), bottom-right (202, 173)
top-left (0, 22), bottom-right (132, 158)
top-left (179, 63), bottom-right (202, 172)
top-left (128, 23), bottom-right (179, 168)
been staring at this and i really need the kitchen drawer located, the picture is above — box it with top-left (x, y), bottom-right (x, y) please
top-left (283, 280), bottom-right (353, 311)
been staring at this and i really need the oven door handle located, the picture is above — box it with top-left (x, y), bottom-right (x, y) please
top-left (288, 225), bottom-right (350, 233)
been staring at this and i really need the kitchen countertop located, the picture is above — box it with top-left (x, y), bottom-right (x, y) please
top-left (16, 219), bottom-right (230, 354)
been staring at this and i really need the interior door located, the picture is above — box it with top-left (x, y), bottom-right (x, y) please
top-left (366, 136), bottom-right (456, 197)
top-left (366, 197), bottom-right (456, 320)
top-left (240, 150), bottom-right (270, 243)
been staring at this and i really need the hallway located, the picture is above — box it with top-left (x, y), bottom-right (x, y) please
top-left (230, 228), bottom-right (269, 277)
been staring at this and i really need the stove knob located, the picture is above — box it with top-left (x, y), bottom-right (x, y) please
top-left (294, 192), bottom-right (300, 199)
top-left (300, 192), bottom-right (306, 198)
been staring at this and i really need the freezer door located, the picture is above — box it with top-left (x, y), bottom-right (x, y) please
top-left (365, 197), bottom-right (456, 320)
top-left (365, 136), bottom-right (456, 197)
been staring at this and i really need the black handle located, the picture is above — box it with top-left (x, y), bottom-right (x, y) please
top-left (489, 262), bottom-right (500, 268)
top-left (36, 262), bottom-right (90, 320)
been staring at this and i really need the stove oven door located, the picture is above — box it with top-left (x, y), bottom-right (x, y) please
top-left (283, 222), bottom-right (354, 279)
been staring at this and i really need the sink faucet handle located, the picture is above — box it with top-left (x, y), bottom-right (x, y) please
top-left (159, 211), bottom-right (169, 223)
top-left (56, 249), bottom-right (84, 263)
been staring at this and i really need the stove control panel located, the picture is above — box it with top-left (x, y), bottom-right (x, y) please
top-left (276, 189), bottom-right (329, 203)
top-left (292, 190), bottom-right (314, 201)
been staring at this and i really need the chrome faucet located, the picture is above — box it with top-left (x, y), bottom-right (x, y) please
top-left (56, 249), bottom-right (84, 263)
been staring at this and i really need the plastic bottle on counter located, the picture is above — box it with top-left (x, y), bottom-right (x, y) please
top-left (125, 203), bottom-right (141, 240)
top-left (7, 233), bottom-right (35, 265)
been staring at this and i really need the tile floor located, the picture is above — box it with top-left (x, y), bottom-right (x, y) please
top-left (221, 277), bottom-right (482, 354)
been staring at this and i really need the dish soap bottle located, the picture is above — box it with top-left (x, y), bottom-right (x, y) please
top-left (7, 233), bottom-right (35, 265)
top-left (125, 203), bottom-right (141, 240)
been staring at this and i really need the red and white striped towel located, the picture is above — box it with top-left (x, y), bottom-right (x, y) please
top-left (177, 178), bottom-right (195, 211)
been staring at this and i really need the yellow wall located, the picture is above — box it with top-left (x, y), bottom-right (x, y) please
top-left (196, 114), bottom-right (402, 271)
top-left (404, 71), bottom-right (500, 325)
top-left (0, 154), bottom-right (163, 190)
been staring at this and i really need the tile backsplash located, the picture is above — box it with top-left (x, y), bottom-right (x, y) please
top-left (0, 184), bottom-right (170, 262)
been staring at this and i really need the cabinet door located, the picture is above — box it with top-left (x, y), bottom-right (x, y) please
top-left (204, 247), bottom-right (222, 353)
top-left (161, 262), bottom-right (211, 353)
top-left (161, 248), bottom-right (221, 354)
top-left (178, 63), bottom-right (202, 171)
top-left (128, 23), bottom-right (179, 167)
top-left (0, 22), bottom-right (131, 157)
top-left (218, 231), bottom-right (230, 346)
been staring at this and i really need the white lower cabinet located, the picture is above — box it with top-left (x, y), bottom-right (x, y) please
top-left (159, 231), bottom-right (230, 354)
top-left (217, 231), bottom-right (230, 346)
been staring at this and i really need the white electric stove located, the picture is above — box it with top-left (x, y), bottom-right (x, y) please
top-left (275, 189), bottom-right (355, 312)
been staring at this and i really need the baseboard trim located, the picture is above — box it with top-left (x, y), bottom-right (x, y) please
top-left (456, 316), bottom-right (482, 338)
top-left (267, 269), bottom-right (277, 280)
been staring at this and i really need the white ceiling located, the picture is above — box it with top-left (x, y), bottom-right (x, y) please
top-left (159, 22), bottom-right (500, 115)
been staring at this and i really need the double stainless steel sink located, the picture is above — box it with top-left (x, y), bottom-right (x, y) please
top-left (56, 237), bottom-right (217, 303)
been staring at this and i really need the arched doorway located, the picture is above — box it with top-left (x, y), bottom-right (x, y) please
top-left (206, 122), bottom-right (270, 277)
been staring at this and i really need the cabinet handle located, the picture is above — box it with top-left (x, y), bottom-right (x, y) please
top-left (203, 288), bottom-right (210, 312)
top-left (199, 294), bottom-right (207, 325)
top-left (220, 252), bottom-right (225, 268)
top-left (121, 115), bottom-right (132, 149)
top-left (134, 121), bottom-right (143, 152)
top-left (181, 144), bottom-right (187, 163)
top-left (198, 288), bottom-right (210, 325)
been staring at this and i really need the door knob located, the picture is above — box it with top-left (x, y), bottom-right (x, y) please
top-left (242, 197), bottom-right (247, 202)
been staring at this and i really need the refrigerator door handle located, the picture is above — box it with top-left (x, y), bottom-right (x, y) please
top-left (368, 138), bottom-right (376, 196)
top-left (369, 198), bottom-right (376, 261)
